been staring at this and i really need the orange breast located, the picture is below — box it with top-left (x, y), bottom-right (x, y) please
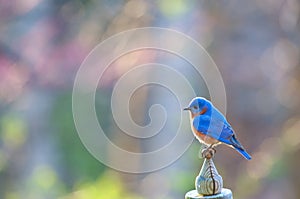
top-left (192, 125), bottom-right (219, 145)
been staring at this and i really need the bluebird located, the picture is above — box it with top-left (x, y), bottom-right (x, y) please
top-left (184, 97), bottom-right (251, 160)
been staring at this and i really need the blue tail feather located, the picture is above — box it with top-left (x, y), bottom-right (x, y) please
top-left (228, 135), bottom-right (252, 160)
top-left (235, 147), bottom-right (252, 160)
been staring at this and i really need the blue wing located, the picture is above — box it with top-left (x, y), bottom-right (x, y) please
top-left (192, 109), bottom-right (234, 145)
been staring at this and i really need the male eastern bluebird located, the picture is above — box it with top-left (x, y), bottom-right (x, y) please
top-left (184, 97), bottom-right (251, 160)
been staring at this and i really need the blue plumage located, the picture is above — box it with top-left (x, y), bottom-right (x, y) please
top-left (184, 97), bottom-right (251, 160)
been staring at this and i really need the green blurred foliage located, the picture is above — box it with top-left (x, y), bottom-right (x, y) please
top-left (51, 92), bottom-right (106, 183)
top-left (63, 171), bottom-right (143, 199)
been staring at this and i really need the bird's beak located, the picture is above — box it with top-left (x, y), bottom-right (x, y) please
top-left (183, 107), bottom-right (191, 111)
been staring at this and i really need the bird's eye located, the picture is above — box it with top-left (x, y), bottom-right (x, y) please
top-left (193, 106), bottom-right (198, 109)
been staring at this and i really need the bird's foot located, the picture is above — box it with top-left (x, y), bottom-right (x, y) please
top-left (201, 147), bottom-right (216, 159)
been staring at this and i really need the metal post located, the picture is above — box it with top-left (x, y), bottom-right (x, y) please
top-left (185, 148), bottom-right (233, 199)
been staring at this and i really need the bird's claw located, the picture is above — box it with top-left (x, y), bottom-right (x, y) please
top-left (201, 147), bottom-right (216, 159)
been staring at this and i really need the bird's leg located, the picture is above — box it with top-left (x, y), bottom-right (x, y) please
top-left (208, 144), bottom-right (217, 154)
top-left (201, 144), bottom-right (216, 159)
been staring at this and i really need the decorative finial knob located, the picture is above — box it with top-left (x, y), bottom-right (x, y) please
top-left (195, 148), bottom-right (223, 196)
top-left (185, 147), bottom-right (233, 199)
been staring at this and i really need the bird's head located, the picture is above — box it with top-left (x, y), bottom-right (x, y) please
top-left (183, 97), bottom-right (211, 118)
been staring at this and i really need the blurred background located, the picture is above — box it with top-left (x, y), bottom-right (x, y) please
top-left (0, 0), bottom-right (300, 199)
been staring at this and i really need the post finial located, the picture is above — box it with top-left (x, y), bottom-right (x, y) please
top-left (185, 147), bottom-right (233, 199)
